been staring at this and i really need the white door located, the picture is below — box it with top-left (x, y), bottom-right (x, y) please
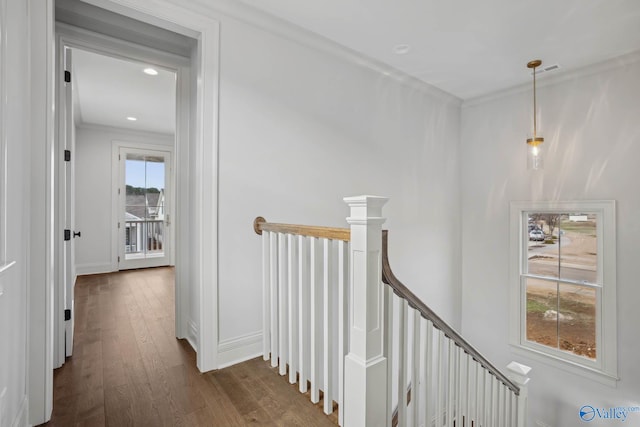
top-left (61, 46), bottom-right (76, 358)
top-left (118, 147), bottom-right (172, 270)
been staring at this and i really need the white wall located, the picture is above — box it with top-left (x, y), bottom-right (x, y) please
top-left (74, 124), bottom-right (173, 274)
top-left (215, 13), bottom-right (462, 362)
top-left (461, 57), bottom-right (640, 426)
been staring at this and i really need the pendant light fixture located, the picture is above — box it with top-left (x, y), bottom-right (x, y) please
top-left (526, 59), bottom-right (544, 170)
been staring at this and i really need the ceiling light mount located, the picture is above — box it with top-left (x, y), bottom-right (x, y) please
top-left (526, 59), bottom-right (544, 170)
top-left (393, 44), bottom-right (411, 55)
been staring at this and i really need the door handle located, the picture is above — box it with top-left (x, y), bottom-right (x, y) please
top-left (73, 231), bottom-right (81, 238)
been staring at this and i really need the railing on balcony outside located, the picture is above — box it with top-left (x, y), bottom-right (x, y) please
top-left (254, 196), bottom-right (532, 427)
top-left (125, 219), bottom-right (164, 256)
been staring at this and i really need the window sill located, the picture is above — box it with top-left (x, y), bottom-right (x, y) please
top-left (510, 344), bottom-right (618, 388)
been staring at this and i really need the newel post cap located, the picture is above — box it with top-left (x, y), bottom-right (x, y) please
top-left (507, 361), bottom-right (532, 387)
top-left (344, 195), bottom-right (389, 223)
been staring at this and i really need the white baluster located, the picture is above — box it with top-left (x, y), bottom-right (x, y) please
top-left (447, 341), bottom-right (455, 427)
top-left (398, 298), bottom-right (408, 427)
top-left (511, 390), bottom-right (517, 427)
top-left (338, 240), bottom-right (348, 426)
top-left (278, 232), bottom-right (288, 376)
top-left (423, 320), bottom-right (433, 427)
top-left (270, 231), bottom-right (278, 368)
top-left (464, 353), bottom-right (470, 427)
top-left (310, 237), bottom-right (321, 403)
top-left (436, 331), bottom-right (444, 427)
top-left (491, 375), bottom-right (497, 426)
top-left (323, 238), bottom-right (334, 415)
top-left (455, 347), bottom-right (462, 427)
top-left (288, 234), bottom-right (298, 384)
top-left (262, 231), bottom-right (270, 360)
top-left (412, 310), bottom-right (421, 426)
top-left (298, 235), bottom-right (310, 393)
top-left (384, 286), bottom-right (394, 427)
top-left (503, 383), bottom-right (509, 427)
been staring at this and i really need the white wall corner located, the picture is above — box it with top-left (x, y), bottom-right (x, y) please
top-left (217, 332), bottom-right (263, 369)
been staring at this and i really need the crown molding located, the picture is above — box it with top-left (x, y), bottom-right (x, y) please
top-left (76, 121), bottom-right (174, 139)
top-left (463, 49), bottom-right (640, 108)
top-left (181, 0), bottom-right (462, 106)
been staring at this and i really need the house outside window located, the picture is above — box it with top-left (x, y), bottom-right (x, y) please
top-left (509, 201), bottom-right (617, 384)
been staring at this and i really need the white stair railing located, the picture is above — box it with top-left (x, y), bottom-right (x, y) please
top-left (254, 195), bottom-right (531, 427)
top-left (254, 217), bottom-right (350, 421)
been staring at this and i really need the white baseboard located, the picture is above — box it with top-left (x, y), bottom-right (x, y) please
top-left (11, 394), bottom-right (28, 427)
top-left (217, 331), bottom-right (263, 369)
top-left (186, 320), bottom-right (198, 352)
top-left (75, 262), bottom-right (114, 276)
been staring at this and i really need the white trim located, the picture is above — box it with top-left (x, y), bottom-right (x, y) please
top-left (187, 319), bottom-right (198, 352)
top-left (75, 262), bottom-right (113, 276)
top-left (186, 0), bottom-right (462, 106)
top-left (85, 0), bottom-right (223, 373)
top-left (217, 332), bottom-right (263, 369)
top-left (464, 49), bottom-right (640, 107)
top-left (57, 6), bottom-right (206, 360)
top-left (509, 200), bottom-right (617, 384)
top-left (28, 0), bottom-right (56, 424)
top-left (76, 121), bottom-right (173, 140)
top-left (10, 394), bottom-right (28, 427)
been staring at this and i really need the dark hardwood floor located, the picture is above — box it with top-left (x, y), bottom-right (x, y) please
top-left (44, 267), bottom-right (338, 426)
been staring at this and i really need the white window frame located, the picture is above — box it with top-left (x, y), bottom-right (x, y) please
top-left (509, 200), bottom-right (618, 386)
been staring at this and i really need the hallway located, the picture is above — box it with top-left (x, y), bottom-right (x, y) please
top-left (45, 268), bottom-right (337, 426)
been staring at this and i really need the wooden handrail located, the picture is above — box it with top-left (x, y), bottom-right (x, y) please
top-left (253, 217), bottom-right (350, 241)
top-left (381, 230), bottom-right (520, 395)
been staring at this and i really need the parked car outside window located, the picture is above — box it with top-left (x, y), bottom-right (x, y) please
top-left (529, 229), bottom-right (545, 241)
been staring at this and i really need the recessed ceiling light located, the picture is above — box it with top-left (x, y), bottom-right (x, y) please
top-left (126, 116), bottom-right (137, 121)
top-left (143, 68), bottom-right (158, 76)
top-left (393, 44), bottom-right (411, 55)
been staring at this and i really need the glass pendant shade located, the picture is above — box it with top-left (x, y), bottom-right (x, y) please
top-left (527, 136), bottom-right (544, 170)
top-left (526, 60), bottom-right (544, 170)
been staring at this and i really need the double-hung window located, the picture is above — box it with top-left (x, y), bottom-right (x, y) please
top-left (509, 201), bottom-right (617, 384)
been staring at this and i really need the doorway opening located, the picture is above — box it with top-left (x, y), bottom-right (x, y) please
top-left (55, 11), bottom-right (189, 369)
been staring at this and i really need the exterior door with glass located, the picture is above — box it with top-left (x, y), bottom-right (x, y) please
top-left (119, 147), bottom-right (171, 270)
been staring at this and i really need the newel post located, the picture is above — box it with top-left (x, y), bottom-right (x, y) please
top-left (343, 195), bottom-right (389, 427)
top-left (507, 361), bottom-right (532, 427)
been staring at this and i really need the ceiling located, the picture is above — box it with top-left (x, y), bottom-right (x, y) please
top-left (238, 0), bottom-right (640, 99)
top-left (72, 48), bottom-right (176, 134)
top-left (69, 0), bottom-right (640, 135)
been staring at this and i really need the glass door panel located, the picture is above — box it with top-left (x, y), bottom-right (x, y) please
top-left (120, 147), bottom-right (171, 270)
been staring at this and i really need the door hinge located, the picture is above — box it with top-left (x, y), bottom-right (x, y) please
top-left (118, 256), bottom-right (120, 263)
top-left (64, 70), bottom-right (71, 83)
top-left (64, 229), bottom-right (71, 241)
top-left (118, 222), bottom-right (120, 229)
top-left (64, 150), bottom-right (71, 162)
top-left (118, 188), bottom-right (120, 195)
top-left (64, 309), bottom-right (71, 321)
